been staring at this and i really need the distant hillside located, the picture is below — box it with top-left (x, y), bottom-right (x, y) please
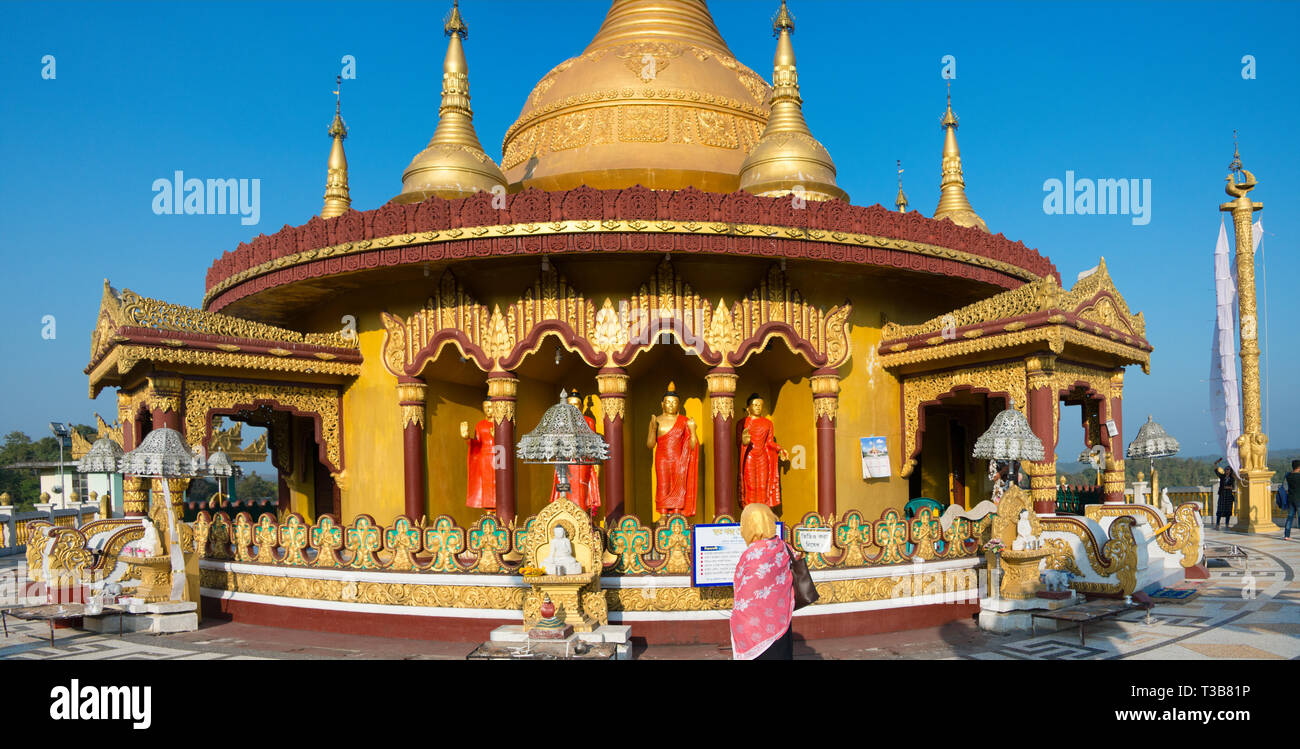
top-left (1058, 450), bottom-right (1299, 487)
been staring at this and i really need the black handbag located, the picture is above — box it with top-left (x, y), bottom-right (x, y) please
top-left (787, 543), bottom-right (819, 610)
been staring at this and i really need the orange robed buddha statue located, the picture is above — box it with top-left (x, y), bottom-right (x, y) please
top-left (739, 394), bottom-right (789, 507)
top-left (459, 399), bottom-right (496, 509)
top-left (646, 390), bottom-right (699, 517)
top-left (550, 389), bottom-right (601, 515)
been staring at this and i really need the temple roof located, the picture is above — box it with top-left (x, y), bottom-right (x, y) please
top-left (879, 257), bottom-right (1150, 373)
top-left (87, 281), bottom-right (360, 396)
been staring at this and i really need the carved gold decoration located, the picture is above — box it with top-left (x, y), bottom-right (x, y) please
top-left (232, 514), bottom-right (255, 563)
top-left (397, 382), bottom-right (428, 429)
top-left (423, 516), bottom-right (467, 572)
top-left (345, 516), bottom-right (383, 570)
top-left (182, 380), bottom-right (342, 471)
top-left (899, 362), bottom-right (1027, 477)
top-left (881, 258), bottom-right (1148, 371)
top-left (467, 515), bottom-right (510, 573)
top-left (871, 510), bottom-right (909, 566)
top-left (380, 258), bottom-right (851, 376)
top-left (200, 567), bottom-right (528, 611)
top-left (252, 515), bottom-right (279, 564)
top-left (384, 517), bottom-right (424, 572)
top-left (592, 298), bottom-right (629, 357)
top-left (596, 371), bottom-right (628, 422)
top-left (92, 280), bottom-right (355, 367)
top-left (607, 515), bottom-right (652, 574)
top-left (278, 514), bottom-right (310, 566)
top-left (310, 515), bottom-right (344, 568)
top-left (653, 515), bottom-right (692, 574)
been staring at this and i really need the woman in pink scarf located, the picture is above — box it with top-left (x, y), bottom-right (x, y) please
top-left (731, 503), bottom-right (794, 660)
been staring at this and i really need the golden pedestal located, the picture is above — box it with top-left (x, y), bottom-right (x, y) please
top-left (519, 498), bottom-right (609, 634)
top-left (1234, 468), bottom-right (1280, 534)
top-left (999, 548), bottom-right (1050, 599)
top-left (524, 573), bottom-right (599, 633)
top-left (122, 555), bottom-right (174, 602)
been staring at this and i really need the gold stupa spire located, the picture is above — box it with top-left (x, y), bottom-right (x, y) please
top-left (321, 75), bottom-right (351, 219)
top-left (933, 81), bottom-right (988, 232)
top-left (738, 0), bottom-right (847, 202)
top-left (895, 159), bottom-right (908, 212)
top-left (394, 0), bottom-right (506, 203)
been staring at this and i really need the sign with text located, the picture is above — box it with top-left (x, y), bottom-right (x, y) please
top-left (794, 527), bottom-right (832, 553)
top-left (692, 522), bottom-right (784, 587)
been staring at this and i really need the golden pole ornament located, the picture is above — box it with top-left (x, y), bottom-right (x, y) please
top-left (1218, 152), bottom-right (1276, 532)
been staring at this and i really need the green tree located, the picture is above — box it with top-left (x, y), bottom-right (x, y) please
top-left (235, 471), bottom-right (277, 502)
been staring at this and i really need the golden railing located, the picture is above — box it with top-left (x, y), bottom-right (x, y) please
top-left (193, 507), bottom-right (992, 576)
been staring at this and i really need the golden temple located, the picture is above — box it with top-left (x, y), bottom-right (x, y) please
top-left (76, 0), bottom-right (1176, 643)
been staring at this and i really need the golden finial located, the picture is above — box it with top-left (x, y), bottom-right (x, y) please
top-left (773, 0), bottom-right (794, 34)
top-left (932, 80), bottom-right (988, 232)
top-left (445, 0), bottom-right (468, 39)
top-left (739, 0), bottom-right (847, 202)
top-left (321, 74), bottom-right (351, 219)
top-left (1228, 129), bottom-right (1244, 178)
top-left (394, 0), bottom-right (506, 203)
top-left (895, 159), bottom-right (908, 213)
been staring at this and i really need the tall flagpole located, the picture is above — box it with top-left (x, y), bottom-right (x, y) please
top-left (1219, 142), bottom-right (1277, 533)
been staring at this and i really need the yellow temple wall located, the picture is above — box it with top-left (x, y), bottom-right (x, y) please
top-left (339, 315), bottom-right (407, 522)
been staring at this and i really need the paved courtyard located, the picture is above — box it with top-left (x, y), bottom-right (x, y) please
top-left (2, 527), bottom-right (1295, 660)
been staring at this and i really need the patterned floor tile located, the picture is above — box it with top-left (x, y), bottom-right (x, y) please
top-left (1175, 643), bottom-right (1284, 659)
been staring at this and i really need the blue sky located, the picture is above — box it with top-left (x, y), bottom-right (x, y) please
top-left (1, 0), bottom-right (1297, 467)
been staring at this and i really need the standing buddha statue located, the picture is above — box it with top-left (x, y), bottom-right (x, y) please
top-left (647, 388), bottom-right (699, 518)
top-left (739, 394), bottom-right (788, 507)
top-left (460, 399), bottom-right (496, 509)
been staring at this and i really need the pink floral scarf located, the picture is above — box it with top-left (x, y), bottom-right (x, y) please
top-left (731, 537), bottom-right (794, 660)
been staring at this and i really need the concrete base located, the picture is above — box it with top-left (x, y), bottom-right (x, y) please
top-left (978, 592), bottom-right (1079, 634)
top-left (86, 600), bottom-right (199, 634)
top-left (486, 624), bottom-right (632, 659)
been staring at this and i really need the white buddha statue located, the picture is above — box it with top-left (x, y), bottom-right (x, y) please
top-left (543, 526), bottom-right (582, 576)
top-left (1012, 509), bottom-right (1040, 551)
top-left (124, 518), bottom-right (163, 558)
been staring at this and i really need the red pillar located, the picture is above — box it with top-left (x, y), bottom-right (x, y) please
top-left (707, 368), bottom-right (737, 520)
top-left (147, 375), bottom-right (183, 432)
top-left (597, 368), bottom-right (628, 521)
top-left (488, 372), bottom-right (518, 524)
top-left (1027, 376), bottom-right (1058, 515)
top-left (397, 380), bottom-right (427, 522)
top-left (811, 369), bottom-right (840, 519)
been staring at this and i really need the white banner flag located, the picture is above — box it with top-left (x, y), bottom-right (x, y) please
top-left (1209, 219), bottom-right (1241, 473)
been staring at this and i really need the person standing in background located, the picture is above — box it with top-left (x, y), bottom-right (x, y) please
top-left (1213, 458), bottom-right (1237, 530)
top-left (1284, 459), bottom-right (1300, 541)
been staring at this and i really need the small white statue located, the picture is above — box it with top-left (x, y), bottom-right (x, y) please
top-left (1039, 569), bottom-right (1075, 592)
top-left (543, 526), bottom-right (583, 576)
top-left (124, 519), bottom-right (162, 558)
top-left (1160, 488), bottom-right (1174, 515)
top-left (1012, 509), bottom-right (1040, 551)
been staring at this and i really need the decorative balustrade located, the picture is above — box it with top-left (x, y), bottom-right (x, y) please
top-left (193, 506), bottom-right (991, 575)
top-left (0, 503), bottom-right (101, 556)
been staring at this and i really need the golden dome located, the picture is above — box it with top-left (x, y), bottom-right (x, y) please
top-left (395, 1), bottom-right (506, 204)
top-left (738, 1), bottom-right (846, 202)
top-left (500, 0), bottom-right (773, 193)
